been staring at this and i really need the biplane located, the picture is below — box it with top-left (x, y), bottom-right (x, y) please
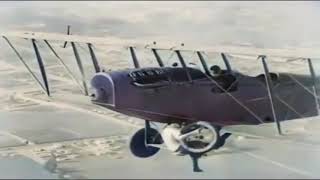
top-left (2, 26), bottom-right (320, 172)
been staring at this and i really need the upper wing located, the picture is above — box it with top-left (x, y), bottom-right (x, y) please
top-left (3, 31), bottom-right (320, 59)
top-left (2, 30), bottom-right (320, 99)
top-left (1, 31), bottom-right (136, 46)
top-left (204, 45), bottom-right (320, 59)
top-left (1, 31), bottom-right (175, 48)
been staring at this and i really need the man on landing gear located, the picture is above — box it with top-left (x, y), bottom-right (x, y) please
top-left (129, 121), bottom-right (232, 172)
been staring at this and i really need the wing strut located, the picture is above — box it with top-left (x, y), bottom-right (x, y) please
top-left (221, 53), bottom-right (232, 72)
top-left (307, 58), bottom-right (320, 115)
top-left (71, 42), bottom-right (89, 96)
top-left (87, 43), bottom-right (101, 73)
top-left (62, 25), bottom-right (71, 48)
top-left (128, 46), bottom-right (151, 139)
top-left (196, 51), bottom-right (210, 75)
top-left (259, 55), bottom-right (282, 135)
top-left (151, 48), bottom-right (164, 67)
top-left (43, 40), bottom-right (85, 94)
top-left (129, 46), bottom-right (140, 68)
top-left (2, 36), bottom-right (48, 95)
top-left (175, 50), bottom-right (192, 82)
top-left (31, 39), bottom-right (50, 96)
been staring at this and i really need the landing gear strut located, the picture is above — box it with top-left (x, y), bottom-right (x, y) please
top-left (185, 132), bottom-right (232, 172)
top-left (129, 121), bottom-right (163, 158)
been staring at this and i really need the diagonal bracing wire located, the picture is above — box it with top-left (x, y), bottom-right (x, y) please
top-left (216, 52), bottom-right (302, 119)
top-left (2, 36), bottom-right (48, 95)
top-left (43, 40), bottom-right (86, 94)
top-left (203, 73), bottom-right (265, 124)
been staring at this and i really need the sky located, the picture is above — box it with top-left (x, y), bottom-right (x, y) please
top-left (1, 1), bottom-right (320, 49)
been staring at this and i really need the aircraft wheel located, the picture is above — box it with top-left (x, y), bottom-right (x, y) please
top-left (129, 128), bottom-right (162, 158)
top-left (179, 121), bottom-right (221, 154)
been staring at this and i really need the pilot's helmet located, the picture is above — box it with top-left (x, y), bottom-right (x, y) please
top-left (172, 62), bottom-right (179, 67)
top-left (210, 65), bottom-right (222, 76)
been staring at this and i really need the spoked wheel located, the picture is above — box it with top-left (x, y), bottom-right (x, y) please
top-left (179, 121), bottom-right (221, 154)
top-left (129, 128), bottom-right (163, 158)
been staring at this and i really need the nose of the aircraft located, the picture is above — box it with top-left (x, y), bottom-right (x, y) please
top-left (90, 73), bottom-right (115, 106)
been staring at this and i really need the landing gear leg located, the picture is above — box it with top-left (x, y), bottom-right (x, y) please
top-left (145, 120), bottom-right (151, 144)
top-left (129, 121), bottom-right (163, 158)
top-left (189, 153), bottom-right (203, 172)
top-left (188, 132), bottom-right (232, 172)
top-left (216, 132), bottom-right (232, 148)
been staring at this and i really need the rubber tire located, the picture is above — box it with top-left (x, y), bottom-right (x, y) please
top-left (129, 128), bottom-right (161, 158)
top-left (180, 122), bottom-right (221, 154)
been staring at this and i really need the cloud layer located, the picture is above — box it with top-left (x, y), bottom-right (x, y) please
top-left (0, 1), bottom-right (320, 48)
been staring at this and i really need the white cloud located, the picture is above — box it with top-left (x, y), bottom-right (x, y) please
top-left (0, 1), bottom-right (320, 48)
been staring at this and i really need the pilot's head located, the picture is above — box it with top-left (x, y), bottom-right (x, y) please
top-left (172, 62), bottom-right (178, 67)
top-left (210, 65), bottom-right (222, 76)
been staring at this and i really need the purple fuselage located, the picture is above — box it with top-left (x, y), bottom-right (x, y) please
top-left (90, 67), bottom-right (318, 127)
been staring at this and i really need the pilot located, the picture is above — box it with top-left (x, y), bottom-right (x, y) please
top-left (210, 65), bottom-right (237, 92)
top-left (172, 62), bottom-right (179, 67)
top-left (210, 65), bottom-right (222, 77)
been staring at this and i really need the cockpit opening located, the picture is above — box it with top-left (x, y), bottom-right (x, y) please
top-left (129, 68), bottom-right (169, 85)
top-left (129, 66), bottom-right (238, 92)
